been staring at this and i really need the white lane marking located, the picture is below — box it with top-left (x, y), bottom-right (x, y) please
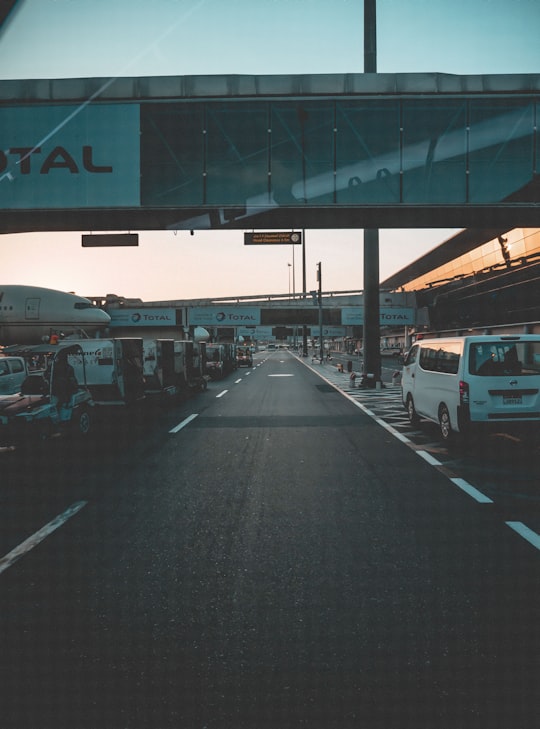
top-left (169, 413), bottom-right (199, 434)
top-left (450, 477), bottom-right (493, 503)
top-left (216, 390), bottom-right (228, 398)
top-left (374, 417), bottom-right (412, 443)
top-left (235, 378), bottom-right (242, 384)
top-left (246, 371), bottom-right (251, 376)
top-left (268, 374), bottom-right (294, 377)
top-left (392, 431), bottom-right (412, 444)
top-left (506, 522), bottom-right (540, 551)
top-left (0, 501), bottom-right (87, 576)
top-left (416, 450), bottom-right (442, 467)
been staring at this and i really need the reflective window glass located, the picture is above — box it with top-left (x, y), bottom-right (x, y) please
top-left (336, 100), bottom-right (399, 204)
top-left (469, 100), bottom-right (535, 203)
top-left (402, 101), bottom-right (466, 203)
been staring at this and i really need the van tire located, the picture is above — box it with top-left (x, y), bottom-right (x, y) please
top-left (438, 404), bottom-right (452, 441)
top-left (406, 395), bottom-right (420, 425)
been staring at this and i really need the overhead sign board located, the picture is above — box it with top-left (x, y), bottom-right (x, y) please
top-left (189, 306), bottom-right (261, 326)
top-left (82, 233), bottom-right (139, 247)
top-left (311, 326), bottom-right (347, 338)
top-left (237, 326), bottom-right (274, 339)
top-left (244, 232), bottom-right (302, 246)
top-left (108, 308), bottom-right (181, 328)
top-left (342, 307), bottom-right (416, 326)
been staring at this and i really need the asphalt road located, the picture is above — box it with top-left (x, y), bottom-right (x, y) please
top-left (1, 350), bottom-right (538, 729)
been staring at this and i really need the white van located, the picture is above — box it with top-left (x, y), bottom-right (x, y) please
top-left (0, 356), bottom-right (27, 395)
top-left (401, 335), bottom-right (540, 440)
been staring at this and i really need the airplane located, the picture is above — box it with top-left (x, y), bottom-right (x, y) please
top-left (0, 285), bottom-right (111, 345)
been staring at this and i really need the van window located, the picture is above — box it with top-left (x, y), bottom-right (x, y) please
top-left (0, 360), bottom-right (8, 376)
top-left (11, 359), bottom-right (24, 374)
top-left (469, 341), bottom-right (540, 376)
top-left (404, 345), bottom-right (418, 366)
top-left (419, 343), bottom-right (461, 374)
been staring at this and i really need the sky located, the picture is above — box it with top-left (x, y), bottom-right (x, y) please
top-left (0, 0), bottom-right (539, 301)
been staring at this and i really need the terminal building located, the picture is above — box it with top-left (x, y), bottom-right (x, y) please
top-left (381, 227), bottom-right (540, 338)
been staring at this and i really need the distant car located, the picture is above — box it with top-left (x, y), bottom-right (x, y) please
top-left (380, 347), bottom-right (403, 358)
top-left (236, 348), bottom-right (253, 367)
top-left (355, 347), bottom-right (402, 358)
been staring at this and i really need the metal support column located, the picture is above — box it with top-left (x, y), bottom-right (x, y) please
top-left (302, 229), bottom-right (308, 356)
top-left (362, 0), bottom-right (382, 388)
top-left (317, 262), bottom-right (323, 362)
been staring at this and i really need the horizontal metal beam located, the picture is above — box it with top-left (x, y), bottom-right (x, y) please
top-left (2, 203), bottom-right (540, 236)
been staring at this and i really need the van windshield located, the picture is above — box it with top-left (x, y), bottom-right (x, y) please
top-left (469, 341), bottom-right (540, 376)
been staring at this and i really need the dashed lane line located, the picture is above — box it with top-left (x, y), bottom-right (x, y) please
top-left (417, 450), bottom-right (442, 467)
top-left (0, 501), bottom-right (88, 576)
top-left (506, 522), bottom-right (540, 551)
top-left (169, 413), bottom-right (199, 434)
top-left (450, 477), bottom-right (493, 504)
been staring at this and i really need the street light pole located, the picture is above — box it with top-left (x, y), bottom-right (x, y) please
top-left (317, 262), bottom-right (323, 362)
top-left (288, 262), bottom-right (291, 300)
top-left (292, 242), bottom-right (296, 298)
top-left (302, 229), bottom-right (308, 356)
top-left (291, 242), bottom-right (297, 348)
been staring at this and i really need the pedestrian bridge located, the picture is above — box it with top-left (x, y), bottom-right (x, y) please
top-left (1, 72), bottom-right (539, 234)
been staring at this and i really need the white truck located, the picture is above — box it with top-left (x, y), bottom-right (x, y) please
top-left (142, 339), bottom-right (208, 400)
top-left (175, 340), bottom-right (208, 392)
top-left (69, 338), bottom-right (146, 405)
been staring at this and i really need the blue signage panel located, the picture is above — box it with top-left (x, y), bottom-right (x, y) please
top-left (0, 104), bottom-right (140, 209)
top-left (237, 325), bottom-right (274, 338)
top-left (342, 307), bottom-right (416, 325)
top-left (109, 308), bottom-right (179, 328)
top-left (189, 306), bottom-right (261, 326)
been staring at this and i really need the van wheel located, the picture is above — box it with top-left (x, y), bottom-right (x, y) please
top-left (438, 404), bottom-right (452, 441)
top-left (406, 395), bottom-right (420, 425)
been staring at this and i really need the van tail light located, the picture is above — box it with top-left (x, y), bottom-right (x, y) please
top-left (459, 380), bottom-right (469, 405)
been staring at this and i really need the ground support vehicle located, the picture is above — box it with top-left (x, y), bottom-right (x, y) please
top-left (143, 339), bottom-right (179, 399)
top-left (0, 343), bottom-right (94, 445)
top-left (142, 339), bottom-right (208, 399)
top-left (401, 334), bottom-right (540, 441)
top-left (205, 343), bottom-right (237, 379)
top-left (69, 338), bottom-right (146, 406)
top-left (223, 343), bottom-right (237, 374)
top-left (236, 346), bottom-right (253, 367)
top-left (175, 340), bottom-right (208, 392)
